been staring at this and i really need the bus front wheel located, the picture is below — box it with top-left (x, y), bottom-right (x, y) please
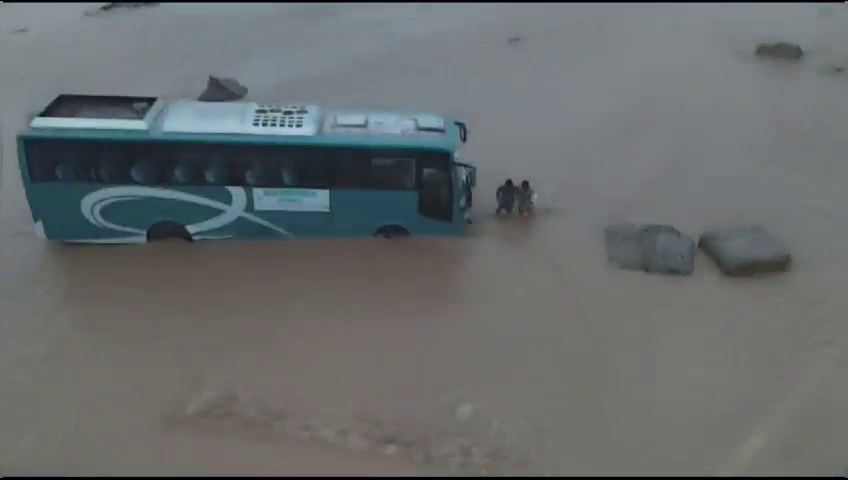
top-left (146, 222), bottom-right (193, 243)
top-left (375, 225), bottom-right (409, 239)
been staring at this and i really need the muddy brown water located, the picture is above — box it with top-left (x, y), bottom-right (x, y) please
top-left (2, 2), bottom-right (848, 476)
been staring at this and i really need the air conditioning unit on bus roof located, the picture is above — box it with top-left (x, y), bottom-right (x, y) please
top-left (29, 94), bottom-right (167, 131)
top-left (329, 112), bottom-right (447, 135)
top-left (160, 100), bottom-right (321, 136)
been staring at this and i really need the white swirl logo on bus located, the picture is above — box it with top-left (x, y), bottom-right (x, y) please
top-left (67, 186), bottom-right (293, 243)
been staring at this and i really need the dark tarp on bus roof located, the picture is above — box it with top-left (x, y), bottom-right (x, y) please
top-left (197, 76), bottom-right (249, 102)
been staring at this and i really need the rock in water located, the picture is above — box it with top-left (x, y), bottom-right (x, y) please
top-left (698, 225), bottom-right (792, 277)
top-left (197, 75), bottom-right (248, 102)
top-left (99, 3), bottom-right (158, 12)
top-left (455, 404), bottom-right (475, 423)
top-left (755, 42), bottom-right (804, 61)
top-left (604, 224), bottom-right (696, 276)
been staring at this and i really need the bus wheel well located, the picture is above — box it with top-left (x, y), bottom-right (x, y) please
top-left (146, 222), bottom-right (193, 243)
top-left (374, 225), bottom-right (410, 239)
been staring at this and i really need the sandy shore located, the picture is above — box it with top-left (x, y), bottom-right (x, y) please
top-left (2, 2), bottom-right (848, 476)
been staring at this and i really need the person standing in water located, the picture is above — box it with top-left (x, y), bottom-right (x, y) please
top-left (495, 179), bottom-right (517, 215)
top-left (518, 180), bottom-right (535, 215)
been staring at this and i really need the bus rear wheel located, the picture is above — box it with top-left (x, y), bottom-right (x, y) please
top-left (146, 222), bottom-right (193, 243)
top-left (375, 225), bottom-right (409, 239)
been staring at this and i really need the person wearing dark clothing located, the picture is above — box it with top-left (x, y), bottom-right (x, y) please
top-left (496, 179), bottom-right (517, 215)
top-left (518, 180), bottom-right (535, 215)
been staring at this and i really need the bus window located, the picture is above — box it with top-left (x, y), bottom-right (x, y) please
top-left (417, 153), bottom-right (453, 222)
top-left (173, 159), bottom-right (203, 185)
top-left (243, 153), bottom-right (281, 188)
top-left (280, 159), bottom-right (298, 187)
top-left (370, 157), bottom-right (415, 190)
top-left (204, 154), bottom-right (235, 186)
top-left (55, 142), bottom-right (97, 183)
top-left (130, 147), bottom-right (165, 185)
top-left (96, 144), bottom-right (132, 184)
top-left (24, 140), bottom-right (96, 183)
top-left (56, 154), bottom-right (94, 183)
top-left (25, 141), bottom-right (59, 182)
top-left (296, 150), bottom-right (333, 189)
top-left (170, 148), bottom-right (205, 186)
top-left (334, 149), bottom-right (370, 189)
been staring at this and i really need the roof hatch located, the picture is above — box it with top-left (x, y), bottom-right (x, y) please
top-left (29, 94), bottom-right (165, 130)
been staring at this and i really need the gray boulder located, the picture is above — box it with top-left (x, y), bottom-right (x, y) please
top-left (698, 225), bottom-right (792, 277)
top-left (824, 64), bottom-right (845, 74)
top-left (755, 42), bottom-right (804, 61)
top-left (98, 3), bottom-right (159, 12)
top-left (604, 223), bottom-right (696, 276)
top-left (197, 75), bottom-right (248, 102)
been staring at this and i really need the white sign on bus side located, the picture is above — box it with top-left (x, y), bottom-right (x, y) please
top-left (252, 188), bottom-right (331, 213)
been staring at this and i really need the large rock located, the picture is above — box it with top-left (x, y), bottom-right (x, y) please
top-left (85, 2), bottom-right (158, 16)
top-left (755, 42), bottom-right (804, 61)
top-left (698, 225), bottom-right (792, 277)
top-left (197, 75), bottom-right (248, 102)
top-left (98, 2), bottom-right (159, 12)
top-left (604, 223), bottom-right (696, 276)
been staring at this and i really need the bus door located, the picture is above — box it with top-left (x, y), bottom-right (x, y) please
top-left (454, 161), bottom-right (476, 223)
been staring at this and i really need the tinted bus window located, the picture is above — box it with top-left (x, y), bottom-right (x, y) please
top-left (164, 145), bottom-right (236, 187)
top-left (25, 139), bottom-right (96, 183)
top-left (332, 148), bottom-right (418, 190)
top-left (26, 139), bottom-right (143, 185)
top-left (25, 141), bottom-right (59, 182)
top-left (130, 146), bottom-right (165, 185)
top-left (55, 155), bottom-right (94, 183)
top-left (171, 149), bottom-right (205, 186)
top-left (204, 153), bottom-right (236, 186)
top-left (242, 150), bottom-right (281, 188)
top-left (24, 140), bottom-right (450, 194)
top-left (280, 158), bottom-right (298, 187)
top-left (96, 145), bottom-right (133, 184)
top-left (417, 152), bottom-right (453, 222)
top-left (370, 157), bottom-right (415, 190)
top-left (292, 147), bottom-right (332, 189)
top-left (334, 148), bottom-right (371, 189)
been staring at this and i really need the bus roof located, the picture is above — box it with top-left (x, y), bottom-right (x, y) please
top-left (21, 94), bottom-right (463, 151)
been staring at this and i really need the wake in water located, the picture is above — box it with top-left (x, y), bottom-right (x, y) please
top-left (487, 180), bottom-right (571, 221)
top-left (530, 183), bottom-right (572, 217)
top-left (172, 388), bottom-right (541, 476)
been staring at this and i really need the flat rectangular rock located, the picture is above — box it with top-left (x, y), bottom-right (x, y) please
top-left (698, 225), bottom-right (792, 277)
top-left (755, 42), bottom-right (804, 61)
top-left (604, 223), bottom-right (696, 276)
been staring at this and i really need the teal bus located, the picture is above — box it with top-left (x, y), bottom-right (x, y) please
top-left (16, 94), bottom-right (476, 243)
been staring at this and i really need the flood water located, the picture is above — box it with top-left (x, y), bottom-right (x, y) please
top-left (2, 2), bottom-right (848, 475)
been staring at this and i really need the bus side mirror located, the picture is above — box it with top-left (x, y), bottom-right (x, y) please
top-left (454, 121), bottom-right (468, 143)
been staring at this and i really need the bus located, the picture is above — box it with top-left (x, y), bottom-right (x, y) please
top-left (16, 94), bottom-right (476, 243)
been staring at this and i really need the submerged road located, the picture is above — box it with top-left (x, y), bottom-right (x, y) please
top-left (2, 2), bottom-right (848, 475)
